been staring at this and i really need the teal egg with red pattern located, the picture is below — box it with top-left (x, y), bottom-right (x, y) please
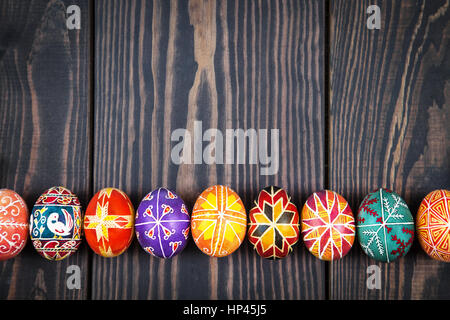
top-left (356, 188), bottom-right (414, 262)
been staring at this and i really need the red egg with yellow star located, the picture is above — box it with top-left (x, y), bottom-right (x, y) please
top-left (84, 188), bottom-right (135, 257)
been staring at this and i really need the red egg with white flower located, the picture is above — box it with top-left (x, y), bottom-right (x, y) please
top-left (0, 189), bottom-right (29, 260)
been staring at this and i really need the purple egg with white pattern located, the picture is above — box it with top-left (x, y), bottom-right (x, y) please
top-left (135, 188), bottom-right (190, 258)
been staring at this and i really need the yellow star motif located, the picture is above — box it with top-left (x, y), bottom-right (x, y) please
top-left (99, 244), bottom-right (115, 257)
top-left (98, 188), bottom-right (114, 199)
top-left (98, 188), bottom-right (128, 200)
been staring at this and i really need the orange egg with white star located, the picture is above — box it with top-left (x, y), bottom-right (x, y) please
top-left (191, 185), bottom-right (247, 257)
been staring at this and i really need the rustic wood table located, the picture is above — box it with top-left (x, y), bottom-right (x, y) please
top-left (0, 0), bottom-right (449, 300)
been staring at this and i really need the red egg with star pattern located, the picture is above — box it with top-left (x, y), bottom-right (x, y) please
top-left (84, 188), bottom-right (135, 257)
top-left (301, 190), bottom-right (355, 261)
top-left (248, 186), bottom-right (300, 259)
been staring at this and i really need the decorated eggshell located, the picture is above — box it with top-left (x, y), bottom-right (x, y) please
top-left (84, 188), bottom-right (134, 257)
top-left (416, 189), bottom-right (450, 262)
top-left (301, 190), bottom-right (355, 261)
top-left (135, 188), bottom-right (190, 258)
top-left (30, 186), bottom-right (82, 261)
top-left (0, 189), bottom-right (29, 260)
top-left (357, 188), bottom-right (414, 262)
top-left (248, 186), bottom-right (299, 259)
top-left (191, 185), bottom-right (247, 257)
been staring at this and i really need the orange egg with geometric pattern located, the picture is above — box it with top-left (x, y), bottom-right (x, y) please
top-left (191, 185), bottom-right (247, 257)
top-left (248, 186), bottom-right (299, 259)
top-left (84, 188), bottom-right (135, 257)
top-left (416, 189), bottom-right (450, 262)
top-left (301, 190), bottom-right (355, 261)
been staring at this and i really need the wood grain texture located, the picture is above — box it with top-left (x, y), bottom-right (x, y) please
top-left (329, 0), bottom-right (450, 299)
top-left (94, 0), bottom-right (325, 299)
top-left (0, 0), bottom-right (91, 299)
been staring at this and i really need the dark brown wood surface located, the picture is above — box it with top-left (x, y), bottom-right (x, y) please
top-left (0, 0), bottom-right (449, 300)
top-left (329, 0), bottom-right (450, 299)
top-left (0, 0), bottom-right (91, 299)
top-left (93, 0), bottom-right (325, 300)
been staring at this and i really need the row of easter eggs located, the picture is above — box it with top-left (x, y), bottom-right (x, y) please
top-left (0, 186), bottom-right (449, 262)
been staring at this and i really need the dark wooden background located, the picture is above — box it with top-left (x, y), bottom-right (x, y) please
top-left (0, 0), bottom-right (448, 300)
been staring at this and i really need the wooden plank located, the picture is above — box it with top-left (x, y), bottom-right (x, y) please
top-left (0, 0), bottom-right (91, 299)
top-left (94, 0), bottom-right (325, 299)
top-left (329, 0), bottom-right (450, 299)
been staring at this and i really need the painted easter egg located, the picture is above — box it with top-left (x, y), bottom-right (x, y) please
top-left (248, 186), bottom-right (299, 259)
top-left (191, 185), bottom-right (247, 257)
top-left (301, 190), bottom-right (355, 261)
top-left (135, 188), bottom-right (190, 258)
top-left (84, 188), bottom-right (134, 257)
top-left (357, 188), bottom-right (414, 262)
top-left (30, 186), bottom-right (82, 261)
top-left (0, 189), bottom-right (29, 261)
top-left (416, 189), bottom-right (450, 262)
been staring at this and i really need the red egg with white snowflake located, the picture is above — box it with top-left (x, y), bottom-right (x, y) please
top-left (0, 189), bottom-right (29, 261)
